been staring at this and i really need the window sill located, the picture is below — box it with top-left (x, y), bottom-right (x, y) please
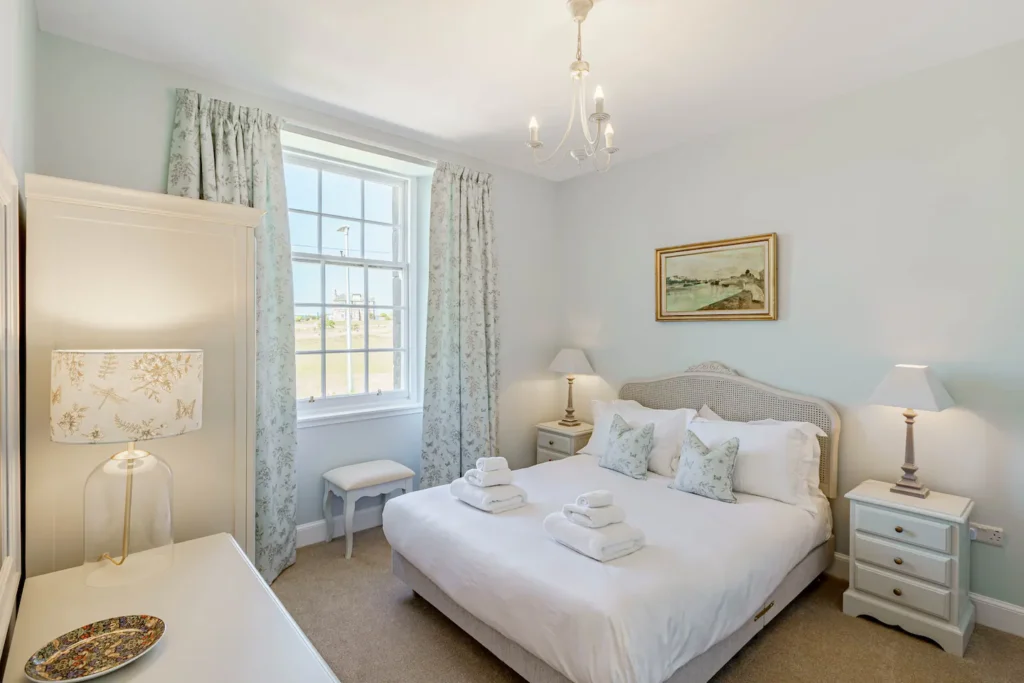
top-left (297, 402), bottom-right (423, 429)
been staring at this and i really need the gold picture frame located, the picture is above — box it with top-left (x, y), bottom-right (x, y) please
top-left (655, 233), bottom-right (777, 321)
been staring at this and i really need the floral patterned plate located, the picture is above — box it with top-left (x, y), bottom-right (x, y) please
top-left (24, 615), bottom-right (165, 682)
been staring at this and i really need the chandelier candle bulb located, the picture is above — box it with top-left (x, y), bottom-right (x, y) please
top-left (529, 117), bottom-right (540, 144)
top-left (594, 85), bottom-right (605, 114)
top-left (605, 123), bottom-right (614, 148)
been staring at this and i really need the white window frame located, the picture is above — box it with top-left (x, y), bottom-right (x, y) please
top-left (284, 149), bottom-right (420, 425)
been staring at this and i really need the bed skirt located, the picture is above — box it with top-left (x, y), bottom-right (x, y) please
top-left (392, 535), bottom-right (835, 683)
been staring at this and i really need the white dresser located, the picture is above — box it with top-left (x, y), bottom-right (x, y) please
top-left (536, 421), bottom-right (593, 465)
top-left (843, 480), bottom-right (974, 656)
top-left (4, 534), bottom-right (338, 682)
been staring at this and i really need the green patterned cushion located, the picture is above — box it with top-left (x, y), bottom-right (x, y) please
top-left (671, 430), bottom-right (740, 503)
top-left (598, 414), bottom-right (655, 479)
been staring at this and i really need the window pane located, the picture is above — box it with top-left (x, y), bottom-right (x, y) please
top-left (284, 163), bottom-right (318, 212)
top-left (293, 261), bottom-right (321, 304)
top-left (294, 306), bottom-right (322, 352)
top-left (325, 309), bottom-right (366, 350)
top-left (326, 353), bottom-right (366, 396)
top-left (296, 354), bottom-right (322, 401)
top-left (325, 265), bottom-right (365, 305)
top-left (367, 267), bottom-right (402, 307)
top-left (368, 351), bottom-right (402, 393)
top-left (364, 181), bottom-right (394, 223)
top-left (322, 171), bottom-right (360, 218)
top-left (322, 217), bottom-right (361, 258)
top-left (368, 309), bottom-right (400, 349)
top-left (364, 223), bottom-right (397, 262)
top-left (289, 211), bottom-right (318, 253)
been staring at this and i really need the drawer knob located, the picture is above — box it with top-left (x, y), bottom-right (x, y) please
top-left (894, 526), bottom-right (904, 533)
top-left (893, 588), bottom-right (903, 597)
top-left (894, 557), bottom-right (904, 566)
top-left (548, 440), bottom-right (555, 446)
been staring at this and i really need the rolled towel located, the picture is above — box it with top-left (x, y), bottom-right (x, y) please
top-left (451, 478), bottom-right (526, 514)
top-left (575, 490), bottom-right (613, 508)
top-left (465, 468), bottom-right (514, 488)
top-left (543, 513), bottom-right (645, 562)
top-left (562, 503), bottom-right (626, 529)
top-left (476, 456), bottom-right (510, 473)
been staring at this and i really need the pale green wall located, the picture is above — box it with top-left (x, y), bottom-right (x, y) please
top-left (0, 0), bottom-right (36, 180)
top-left (558, 39), bottom-right (1024, 606)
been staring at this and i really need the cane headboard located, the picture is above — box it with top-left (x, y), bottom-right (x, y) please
top-left (619, 362), bottom-right (840, 498)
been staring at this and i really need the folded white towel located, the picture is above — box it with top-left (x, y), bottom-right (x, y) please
top-left (562, 503), bottom-right (627, 529)
top-left (476, 456), bottom-right (510, 473)
top-left (451, 478), bottom-right (526, 513)
top-left (465, 468), bottom-right (514, 488)
top-left (575, 490), bottom-right (613, 508)
top-left (543, 513), bottom-right (645, 562)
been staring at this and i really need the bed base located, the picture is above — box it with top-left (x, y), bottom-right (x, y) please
top-left (392, 535), bottom-right (834, 683)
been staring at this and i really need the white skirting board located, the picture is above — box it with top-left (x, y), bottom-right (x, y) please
top-left (296, 503), bottom-right (385, 549)
top-left (828, 553), bottom-right (1024, 638)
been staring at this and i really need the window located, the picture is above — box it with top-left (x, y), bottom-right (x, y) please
top-left (284, 149), bottom-right (416, 417)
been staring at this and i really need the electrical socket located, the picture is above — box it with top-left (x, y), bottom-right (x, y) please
top-left (970, 523), bottom-right (1004, 547)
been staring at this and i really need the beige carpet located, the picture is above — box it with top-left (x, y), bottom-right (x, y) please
top-left (273, 528), bottom-right (1024, 683)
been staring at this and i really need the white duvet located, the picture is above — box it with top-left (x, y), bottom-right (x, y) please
top-left (382, 455), bottom-right (832, 683)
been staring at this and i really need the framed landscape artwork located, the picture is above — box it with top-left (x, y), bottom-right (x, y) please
top-left (655, 233), bottom-right (777, 321)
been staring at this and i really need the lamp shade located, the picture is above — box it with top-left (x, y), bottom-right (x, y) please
top-left (869, 364), bottom-right (953, 412)
top-left (50, 349), bottom-right (203, 444)
top-left (548, 348), bottom-right (594, 375)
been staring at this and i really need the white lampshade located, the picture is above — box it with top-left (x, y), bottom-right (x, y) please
top-left (50, 349), bottom-right (204, 444)
top-left (869, 364), bottom-right (954, 412)
top-left (548, 348), bottom-right (594, 376)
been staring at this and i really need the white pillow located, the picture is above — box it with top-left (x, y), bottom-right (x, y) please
top-left (687, 420), bottom-right (817, 512)
top-left (581, 400), bottom-right (695, 478)
top-left (748, 419), bottom-right (826, 490)
top-left (697, 404), bottom-right (722, 421)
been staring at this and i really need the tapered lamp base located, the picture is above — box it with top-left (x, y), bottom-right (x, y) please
top-left (559, 375), bottom-right (581, 427)
top-left (890, 409), bottom-right (930, 498)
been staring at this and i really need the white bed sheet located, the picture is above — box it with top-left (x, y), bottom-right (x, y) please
top-left (382, 455), bottom-right (832, 683)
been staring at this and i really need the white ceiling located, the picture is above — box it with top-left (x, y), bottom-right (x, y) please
top-left (35, 0), bottom-right (1024, 181)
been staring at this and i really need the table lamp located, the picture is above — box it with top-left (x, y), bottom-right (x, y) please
top-left (548, 348), bottom-right (594, 427)
top-left (869, 364), bottom-right (953, 499)
top-left (50, 349), bottom-right (203, 569)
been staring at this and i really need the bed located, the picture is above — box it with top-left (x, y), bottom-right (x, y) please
top-left (382, 362), bottom-right (841, 683)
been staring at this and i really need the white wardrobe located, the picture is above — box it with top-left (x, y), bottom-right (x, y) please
top-left (24, 174), bottom-right (262, 576)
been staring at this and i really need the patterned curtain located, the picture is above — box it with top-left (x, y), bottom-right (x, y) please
top-left (420, 162), bottom-right (500, 488)
top-left (166, 89), bottom-right (297, 583)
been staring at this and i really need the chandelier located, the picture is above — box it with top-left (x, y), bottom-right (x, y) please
top-left (526, 0), bottom-right (618, 172)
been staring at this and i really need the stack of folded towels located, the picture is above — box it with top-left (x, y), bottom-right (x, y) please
top-left (450, 457), bottom-right (528, 514)
top-left (543, 490), bottom-right (645, 562)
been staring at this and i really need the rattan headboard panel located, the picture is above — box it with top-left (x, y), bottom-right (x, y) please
top-left (618, 362), bottom-right (841, 498)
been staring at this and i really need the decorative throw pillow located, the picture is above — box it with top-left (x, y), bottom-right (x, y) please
top-left (599, 414), bottom-right (655, 479)
top-left (671, 430), bottom-right (740, 503)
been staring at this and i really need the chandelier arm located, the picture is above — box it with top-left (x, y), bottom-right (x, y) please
top-left (577, 77), bottom-right (599, 148)
top-left (532, 84), bottom-right (580, 165)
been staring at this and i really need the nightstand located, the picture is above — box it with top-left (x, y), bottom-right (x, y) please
top-left (536, 421), bottom-right (593, 465)
top-left (843, 480), bottom-right (974, 656)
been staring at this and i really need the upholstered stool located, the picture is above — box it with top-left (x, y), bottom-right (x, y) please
top-left (321, 460), bottom-right (415, 559)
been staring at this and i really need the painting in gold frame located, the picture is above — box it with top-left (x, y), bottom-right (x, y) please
top-left (655, 233), bottom-right (777, 321)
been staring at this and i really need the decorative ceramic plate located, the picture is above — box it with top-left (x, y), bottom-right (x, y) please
top-left (24, 615), bottom-right (165, 682)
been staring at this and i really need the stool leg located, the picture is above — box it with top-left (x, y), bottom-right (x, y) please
top-left (322, 483), bottom-right (333, 543)
top-left (344, 494), bottom-right (356, 560)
